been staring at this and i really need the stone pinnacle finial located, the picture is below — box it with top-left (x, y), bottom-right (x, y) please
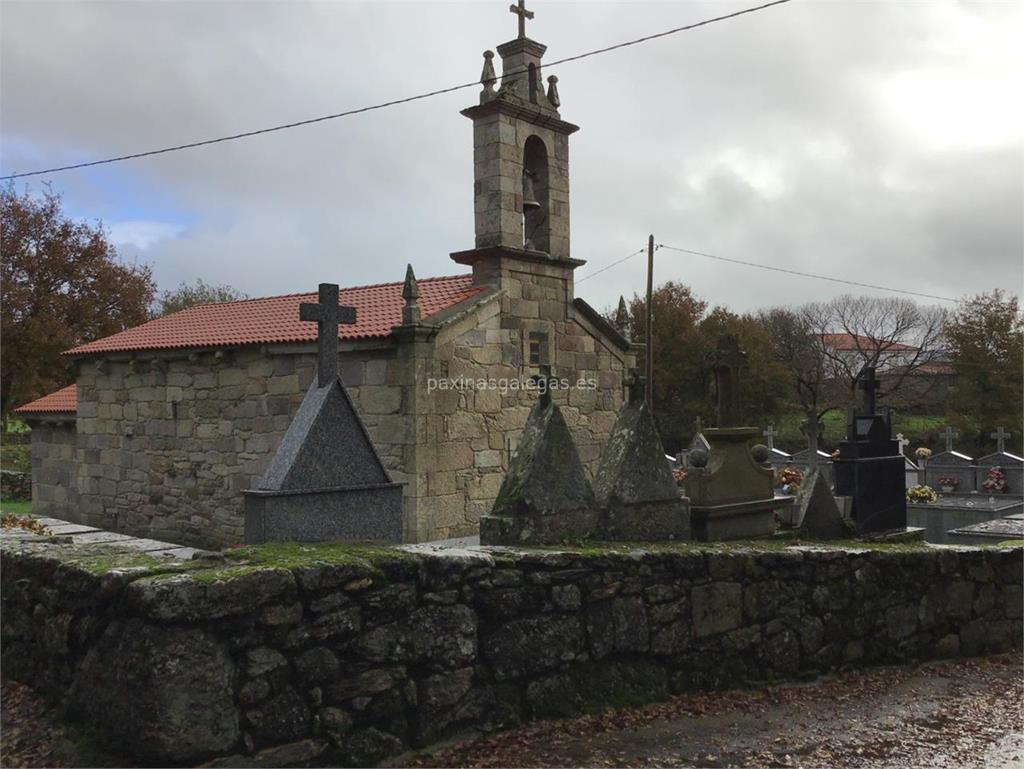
top-left (546, 75), bottom-right (560, 108)
top-left (480, 50), bottom-right (497, 103)
top-left (402, 264), bottom-right (421, 324)
top-left (614, 295), bottom-right (630, 340)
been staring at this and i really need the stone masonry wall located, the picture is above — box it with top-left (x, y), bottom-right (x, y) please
top-left (2, 538), bottom-right (1020, 767)
top-left (71, 345), bottom-right (410, 549)
top-left (26, 420), bottom-right (78, 517)
top-left (414, 267), bottom-right (630, 541)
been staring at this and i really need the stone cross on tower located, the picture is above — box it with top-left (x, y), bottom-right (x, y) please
top-left (991, 426), bottom-right (1010, 454)
top-left (943, 425), bottom-right (958, 453)
top-left (509, 0), bottom-right (534, 38)
top-left (858, 366), bottom-right (881, 415)
top-left (299, 283), bottom-right (357, 387)
top-left (762, 425), bottom-right (776, 451)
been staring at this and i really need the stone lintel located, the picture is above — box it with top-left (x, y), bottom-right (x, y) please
top-left (460, 100), bottom-right (579, 135)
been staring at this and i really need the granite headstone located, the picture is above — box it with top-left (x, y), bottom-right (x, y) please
top-left (244, 283), bottom-right (403, 544)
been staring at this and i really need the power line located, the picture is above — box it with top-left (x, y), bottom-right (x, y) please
top-left (657, 244), bottom-right (962, 304)
top-left (575, 248), bottom-right (646, 284)
top-left (1, 0), bottom-right (793, 181)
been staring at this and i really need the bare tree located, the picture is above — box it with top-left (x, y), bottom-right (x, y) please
top-left (805, 295), bottom-right (948, 410)
top-left (758, 307), bottom-right (837, 421)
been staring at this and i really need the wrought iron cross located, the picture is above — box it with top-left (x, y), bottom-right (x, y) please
top-left (943, 425), bottom-right (957, 453)
top-left (991, 426), bottom-right (1010, 454)
top-left (509, 0), bottom-right (534, 38)
top-left (762, 425), bottom-right (776, 451)
top-left (858, 366), bottom-right (880, 415)
top-left (299, 283), bottom-right (357, 387)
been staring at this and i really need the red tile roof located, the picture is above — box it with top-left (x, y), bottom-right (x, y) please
top-left (66, 274), bottom-right (485, 357)
top-left (14, 385), bottom-right (77, 414)
top-left (821, 333), bottom-right (918, 352)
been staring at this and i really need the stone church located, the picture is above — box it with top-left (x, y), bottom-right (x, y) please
top-left (17, 19), bottom-right (636, 549)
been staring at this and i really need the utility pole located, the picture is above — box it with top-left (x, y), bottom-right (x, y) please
top-left (645, 234), bottom-right (654, 406)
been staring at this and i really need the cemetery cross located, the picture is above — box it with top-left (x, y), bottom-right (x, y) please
top-left (943, 425), bottom-right (958, 454)
top-left (763, 425), bottom-right (776, 451)
top-left (857, 366), bottom-right (880, 415)
top-left (299, 283), bottom-right (357, 387)
top-left (991, 426), bottom-right (1010, 454)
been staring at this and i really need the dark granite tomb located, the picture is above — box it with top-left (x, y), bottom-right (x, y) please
top-left (833, 366), bottom-right (906, 534)
top-left (244, 283), bottom-right (403, 544)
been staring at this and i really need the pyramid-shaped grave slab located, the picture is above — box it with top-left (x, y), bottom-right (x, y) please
top-left (481, 395), bottom-right (596, 545)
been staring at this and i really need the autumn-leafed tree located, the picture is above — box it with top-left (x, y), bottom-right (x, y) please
top-left (944, 291), bottom-right (1023, 449)
top-left (620, 282), bottom-right (789, 453)
top-left (1, 185), bottom-right (156, 423)
top-left (157, 278), bottom-right (247, 316)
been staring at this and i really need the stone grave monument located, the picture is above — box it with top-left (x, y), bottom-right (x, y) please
top-left (923, 427), bottom-right (976, 493)
top-left (975, 427), bottom-right (1023, 497)
top-left (480, 367), bottom-right (597, 545)
top-left (762, 424), bottom-right (793, 472)
top-left (592, 373), bottom-right (690, 541)
top-left (833, 366), bottom-right (907, 534)
top-left (794, 415), bottom-right (847, 539)
top-left (686, 336), bottom-right (783, 541)
top-left (244, 283), bottom-right (404, 544)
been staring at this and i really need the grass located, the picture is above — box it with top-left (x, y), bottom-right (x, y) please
top-left (0, 500), bottom-right (32, 516)
top-left (772, 411), bottom-right (948, 453)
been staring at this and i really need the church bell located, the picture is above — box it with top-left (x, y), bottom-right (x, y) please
top-left (522, 169), bottom-right (541, 212)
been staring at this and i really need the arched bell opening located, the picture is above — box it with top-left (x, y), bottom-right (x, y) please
top-left (522, 135), bottom-right (550, 253)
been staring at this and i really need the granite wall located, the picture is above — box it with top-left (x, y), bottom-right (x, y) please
top-left (2, 539), bottom-right (1020, 767)
top-left (69, 346), bottom-right (408, 548)
top-left (25, 420), bottom-right (78, 516)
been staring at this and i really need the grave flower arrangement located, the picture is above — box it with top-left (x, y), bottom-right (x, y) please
top-left (936, 475), bottom-right (959, 491)
top-left (982, 467), bottom-right (1008, 493)
top-left (777, 466), bottom-right (803, 493)
top-left (906, 484), bottom-right (939, 503)
top-left (672, 467), bottom-right (688, 486)
top-left (915, 447), bottom-right (932, 461)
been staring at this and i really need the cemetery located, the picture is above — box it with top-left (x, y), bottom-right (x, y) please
top-left (2, 3), bottom-right (1022, 768)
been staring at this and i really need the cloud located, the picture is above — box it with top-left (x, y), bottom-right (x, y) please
top-left (107, 220), bottom-right (185, 251)
top-left (1, 0), bottom-right (1021, 315)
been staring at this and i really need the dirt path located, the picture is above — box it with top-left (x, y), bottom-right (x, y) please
top-left (406, 654), bottom-right (1023, 769)
top-left (2, 655), bottom-right (1020, 768)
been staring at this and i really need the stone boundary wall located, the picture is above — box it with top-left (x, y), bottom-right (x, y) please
top-left (2, 540), bottom-right (1021, 767)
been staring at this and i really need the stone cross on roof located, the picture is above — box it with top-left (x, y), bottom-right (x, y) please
top-left (510, 0), bottom-right (534, 39)
top-left (858, 366), bottom-right (880, 415)
top-left (534, 363), bottom-right (558, 407)
top-left (763, 425), bottom-right (776, 451)
top-left (991, 426), bottom-right (1010, 454)
top-left (299, 283), bottom-right (357, 387)
top-left (943, 425), bottom-right (958, 453)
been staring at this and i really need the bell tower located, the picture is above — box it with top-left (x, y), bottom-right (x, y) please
top-left (453, 1), bottom-right (580, 271)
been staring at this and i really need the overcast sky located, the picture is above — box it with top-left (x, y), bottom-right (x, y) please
top-left (2, 0), bottom-right (1021, 315)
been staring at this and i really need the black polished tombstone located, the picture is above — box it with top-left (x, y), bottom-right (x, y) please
top-left (833, 367), bottom-right (907, 534)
